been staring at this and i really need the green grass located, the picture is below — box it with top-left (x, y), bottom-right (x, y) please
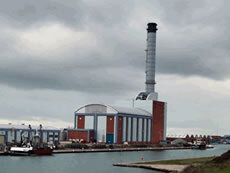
top-left (212, 167), bottom-right (230, 173)
top-left (181, 160), bottom-right (230, 173)
top-left (135, 150), bottom-right (230, 173)
top-left (136, 157), bottom-right (230, 173)
top-left (138, 157), bottom-right (215, 165)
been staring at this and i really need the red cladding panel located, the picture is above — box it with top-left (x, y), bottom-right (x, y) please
top-left (89, 131), bottom-right (95, 142)
top-left (77, 115), bottom-right (85, 129)
top-left (117, 116), bottom-right (123, 144)
top-left (106, 116), bottom-right (114, 134)
top-left (152, 101), bottom-right (165, 144)
top-left (68, 130), bottom-right (88, 142)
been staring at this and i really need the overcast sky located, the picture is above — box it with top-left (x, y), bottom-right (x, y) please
top-left (1, 0), bottom-right (230, 135)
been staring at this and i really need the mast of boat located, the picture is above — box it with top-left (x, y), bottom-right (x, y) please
top-left (39, 124), bottom-right (42, 147)
top-left (28, 124), bottom-right (32, 144)
top-left (39, 124), bottom-right (42, 140)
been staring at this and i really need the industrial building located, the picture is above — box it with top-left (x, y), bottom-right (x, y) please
top-left (68, 100), bottom-right (166, 144)
top-left (0, 124), bottom-right (61, 145)
top-left (68, 104), bottom-right (153, 144)
top-left (68, 22), bottom-right (167, 144)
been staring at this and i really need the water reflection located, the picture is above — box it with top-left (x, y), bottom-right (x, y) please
top-left (0, 145), bottom-right (229, 173)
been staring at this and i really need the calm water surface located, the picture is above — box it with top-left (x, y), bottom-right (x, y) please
top-left (0, 145), bottom-right (229, 173)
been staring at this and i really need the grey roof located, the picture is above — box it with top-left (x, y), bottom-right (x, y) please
top-left (110, 105), bottom-right (152, 116)
top-left (0, 124), bottom-right (60, 130)
top-left (76, 104), bottom-right (152, 117)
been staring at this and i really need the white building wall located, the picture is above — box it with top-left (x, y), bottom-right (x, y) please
top-left (143, 119), bottom-right (147, 142)
top-left (97, 116), bottom-right (106, 143)
top-left (148, 119), bottom-right (151, 142)
top-left (15, 131), bottom-right (20, 142)
top-left (7, 131), bottom-right (15, 142)
top-left (85, 105), bottom-right (107, 113)
top-left (134, 100), bottom-right (153, 114)
top-left (42, 132), bottom-right (47, 142)
top-left (114, 116), bottom-right (117, 143)
top-left (138, 118), bottom-right (142, 142)
top-left (122, 117), bottom-right (126, 142)
top-left (55, 132), bottom-right (59, 141)
top-left (49, 132), bottom-right (54, 142)
top-left (23, 131), bottom-right (28, 138)
top-left (0, 131), bottom-right (5, 135)
top-left (133, 118), bottom-right (137, 142)
top-left (128, 117), bottom-right (132, 142)
top-left (85, 116), bottom-right (94, 129)
top-left (31, 131), bottom-right (35, 139)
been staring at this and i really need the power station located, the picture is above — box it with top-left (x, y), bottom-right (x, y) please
top-left (67, 23), bottom-right (167, 144)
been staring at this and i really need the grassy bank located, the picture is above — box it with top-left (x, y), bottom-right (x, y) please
top-left (140, 156), bottom-right (215, 165)
top-left (183, 161), bottom-right (230, 173)
top-left (182, 150), bottom-right (230, 173)
top-left (136, 150), bottom-right (230, 173)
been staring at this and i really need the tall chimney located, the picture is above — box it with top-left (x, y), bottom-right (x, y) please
top-left (145, 23), bottom-right (157, 94)
top-left (135, 23), bottom-right (167, 145)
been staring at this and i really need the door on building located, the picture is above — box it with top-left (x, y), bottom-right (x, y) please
top-left (0, 135), bottom-right (5, 144)
top-left (106, 134), bottom-right (114, 144)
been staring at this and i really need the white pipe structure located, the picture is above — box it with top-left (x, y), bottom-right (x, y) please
top-left (145, 23), bottom-right (157, 94)
top-left (136, 23), bottom-right (158, 100)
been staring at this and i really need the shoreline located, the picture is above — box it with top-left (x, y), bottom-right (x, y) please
top-left (53, 146), bottom-right (192, 154)
top-left (113, 162), bottom-right (188, 172)
top-left (53, 147), bottom-right (192, 154)
top-left (113, 156), bottom-right (215, 173)
top-left (0, 146), bottom-right (192, 155)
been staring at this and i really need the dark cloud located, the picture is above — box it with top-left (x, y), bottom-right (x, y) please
top-left (0, 57), bottom-right (142, 94)
top-left (152, 0), bottom-right (230, 80)
top-left (2, 0), bottom-right (230, 133)
top-left (0, 0), bottom-right (230, 95)
top-left (0, 0), bottom-right (84, 29)
top-left (0, 0), bottom-right (134, 30)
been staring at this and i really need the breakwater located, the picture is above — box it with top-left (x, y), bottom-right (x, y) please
top-left (0, 146), bottom-right (192, 156)
top-left (114, 162), bottom-right (188, 172)
top-left (53, 146), bottom-right (192, 154)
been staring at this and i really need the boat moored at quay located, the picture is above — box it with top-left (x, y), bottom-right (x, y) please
top-left (9, 146), bottom-right (33, 156)
top-left (6, 124), bottom-right (54, 156)
top-left (9, 146), bottom-right (53, 156)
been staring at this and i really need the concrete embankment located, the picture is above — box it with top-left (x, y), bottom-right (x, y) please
top-left (113, 156), bottom-right (217, 172)
top-left (0, 146), bottom-right (191, 155)
top-left (113, 162), bottom-right (188, 173)
top-left (53, 146), bottom-right (192, 154)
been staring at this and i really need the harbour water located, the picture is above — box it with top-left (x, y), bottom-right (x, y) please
top-left (0, 145), bottom-right (229, 173)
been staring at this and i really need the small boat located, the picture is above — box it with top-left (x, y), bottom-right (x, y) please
top-left (9, 124), bottom-right (53, 156)
top-left (9, 146), bottom-right (33, 156)
top-left (206, 144), bottom-right (214, 149)
top-left (32, 147), bottom-right (53, 155)
top-left (9, 146), bottom-right (53, 156)
top-left (198, 143), bottom-right (206, 150)
top-left (192, 143), bottom-right (206, 150)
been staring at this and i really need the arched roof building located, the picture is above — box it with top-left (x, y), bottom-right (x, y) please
top-left (71, 104), bottom-right (153, 144)
top-left (75, 104), bottom-right (152, 117)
